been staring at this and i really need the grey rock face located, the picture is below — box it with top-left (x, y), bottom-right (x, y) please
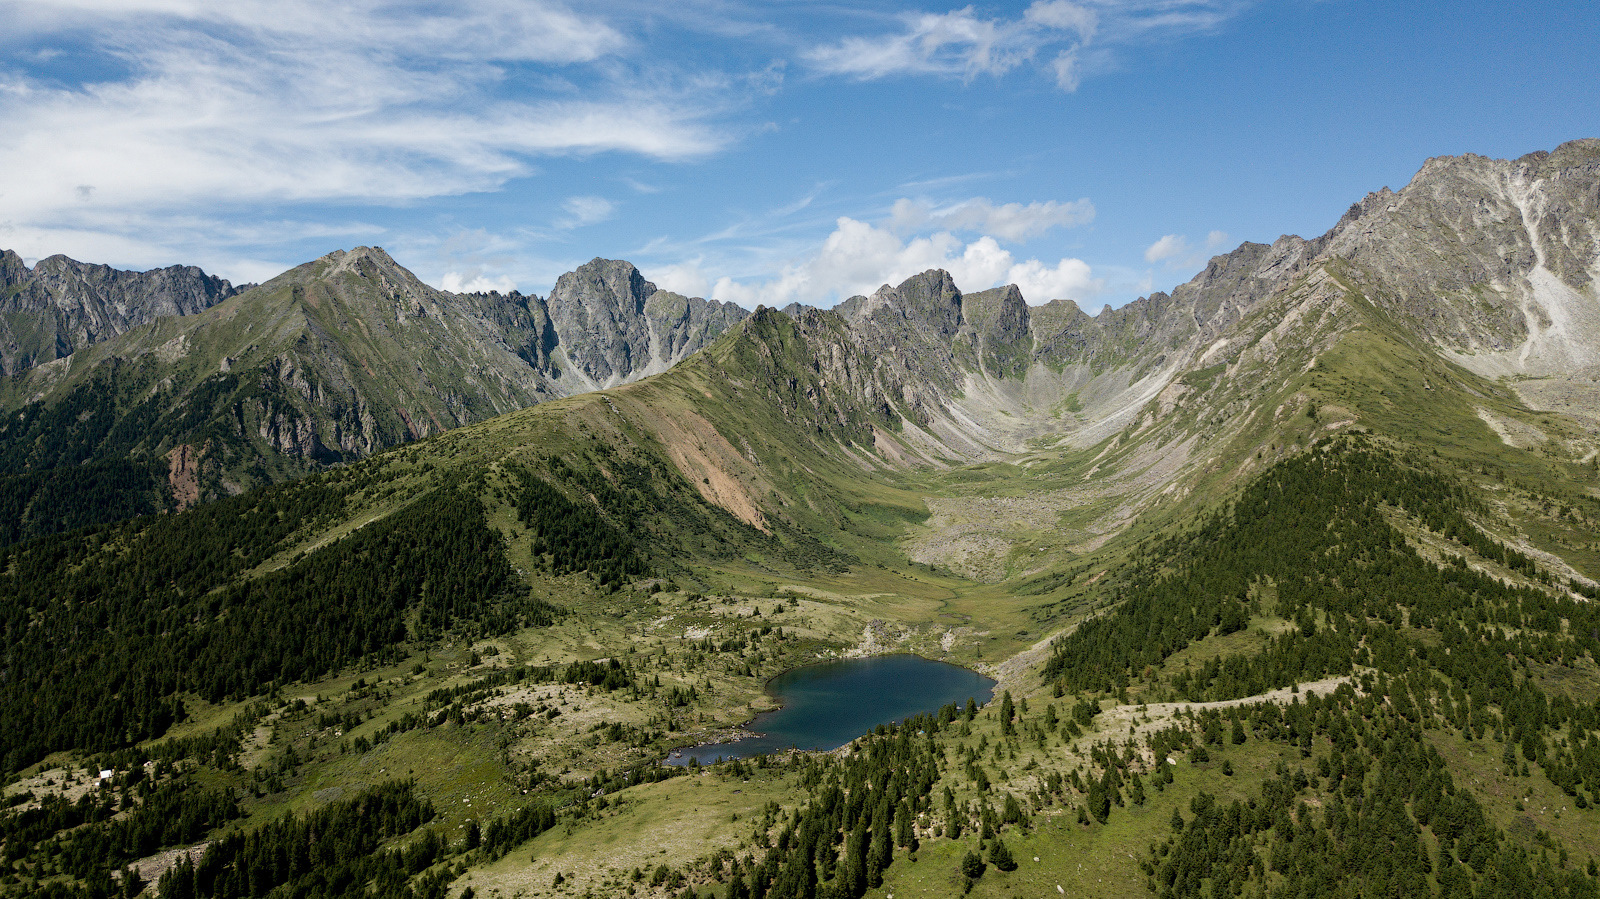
top-left (544, 258), bottom-right (747, 387)
top-left (1312, 139), bottom-right (1600, 375)
top-left (0, 250), bottom-right (243, 375)
top-left (711, 141), bottom-right (1600, 467)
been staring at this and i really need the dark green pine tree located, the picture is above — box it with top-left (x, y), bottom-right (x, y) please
top-left (989, 838), bottom-right (1017, 872)
top-left (960, 850), bottom-right (986, 881)
top-left (894, 800), bottom-right (915, 849)
top-left (839, 820), bottom-right (868, 899)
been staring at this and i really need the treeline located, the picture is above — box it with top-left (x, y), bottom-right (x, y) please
top-left (0, 480), bottom-right (542, 772)
top-left (510, 463), bottom-right (649, 588)
top-left (1149, 688), bottom-right (1599, 899)
top-left (1044, 438), bottom-right (1600, 702)
top-left (157, 780), bottom-right (440, 899)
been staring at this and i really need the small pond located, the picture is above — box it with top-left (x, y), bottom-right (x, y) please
top-left (665, 654), bottom-right (995, 766)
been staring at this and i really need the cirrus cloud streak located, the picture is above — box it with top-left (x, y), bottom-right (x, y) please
top-left (0, 0), bottom-right (728, 272)
top-left (805, 0), bottom-right (1254, 91)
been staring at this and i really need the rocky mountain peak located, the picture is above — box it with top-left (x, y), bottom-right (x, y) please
top-left (844, 269), bottom-right (965, 339)
top-left (323, 245), bottom-right (402, 274)
top-left (545, 257), bottom-right (746, 388)
top-left (561, 258), bottom-right (655, 313)
top-left (315, 246), bottom-right (431, 300)
top-left (0, 250), bottom-right (242, 376)
top-left (1306, 139), bottom-right (1600, 377)
top-left (961, 283), bottom-right (1030, 343)
top-left (0, 249), bottom-right (28, 287)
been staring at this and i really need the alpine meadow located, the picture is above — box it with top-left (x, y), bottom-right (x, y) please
top-left (7, 127), bottom-right (1600, 899)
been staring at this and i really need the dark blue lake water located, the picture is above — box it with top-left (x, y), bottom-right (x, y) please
top-left (665, 654), bottom-right (995, 766)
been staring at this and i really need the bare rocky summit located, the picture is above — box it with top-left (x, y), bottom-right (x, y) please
top-left (0, 250), bottom-right (243, 376)
top-left (1313, 138), bottom-right (1600, 377)
top-left (544, 258), bottom-right (749, 389)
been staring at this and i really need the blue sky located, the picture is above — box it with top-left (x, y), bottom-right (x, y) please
top-left (1, 1), bottom-right (1596, 309)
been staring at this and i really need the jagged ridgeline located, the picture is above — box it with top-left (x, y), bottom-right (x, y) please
top-left (0, 250), bottom-right (243, 378)
top-left (0, 250), bottom-right (746, 543)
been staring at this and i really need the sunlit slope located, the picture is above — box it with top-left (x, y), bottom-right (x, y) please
top-left (0, 251), bottom-right (746, 543)
top-left (0, 247), bottom-right (559, 531)
top-left (6, 141), bottom-right (1600, 899)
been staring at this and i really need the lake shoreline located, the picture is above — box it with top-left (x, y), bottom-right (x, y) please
top-left (663, 653), bottom-right (995, 766)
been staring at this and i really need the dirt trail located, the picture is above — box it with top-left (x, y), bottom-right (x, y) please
top-left (1097, 675), bottom-right (1356, 742)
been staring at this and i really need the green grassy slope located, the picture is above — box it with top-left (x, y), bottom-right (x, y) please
top-left (0, 248), bottom-right (558, 543)
top-left (5, 229), bottom-right (1600, 899)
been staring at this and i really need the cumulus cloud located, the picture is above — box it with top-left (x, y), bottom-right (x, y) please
top-left (1008, 256), bottom-right (1098, 303)
top-left (440, 270), bottom-right (519, 294)
top-left (707, 216), bottom-right (1101, 309)
top-left (650, 260), bottom-right (713, 298)
top-left (1144, 233), bottom-right (1190, 263)
top-left (805, 0), bottom-right (1251, 91)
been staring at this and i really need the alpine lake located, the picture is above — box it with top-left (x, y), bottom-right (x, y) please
top-left (665, 654), bottom-right (995, 765)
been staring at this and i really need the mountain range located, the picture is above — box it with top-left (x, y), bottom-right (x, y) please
top-left (0, 247), bottom-right (745, 540)
top-left (2, 139), bottom-right (1600, 899)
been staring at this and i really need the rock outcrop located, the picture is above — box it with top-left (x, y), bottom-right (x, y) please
top-left (1309, 139), bottom-right (1600, 378)
top-left (544, 258), bottom-right (748, 388)
top-left (0, 250), bottom-right (243, 375)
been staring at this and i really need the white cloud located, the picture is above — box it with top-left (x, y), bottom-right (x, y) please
top-left (394, 226), bottom-right (539, 297)
top-left (805, 0), bottom-right (1250, 91)
top-left (1145, 229), bottom-right (1233, 268)
top-left (1049, 49), bottom-right (1083, 91)
top-left (440, 270), bottom-right (519, 294)
top-left (890, 197), bottom-right (1095, 241)
top-left (1025, 0), bottom-right (1099, 36)
top-left (621, 177), bottom-right (663, 194)
top-left (8, 0), bottom-right (627, 65)
top-left (805, 1), bottom-right (1094, 84)
top-left (0, 0), bottom-right (727, 273)
top-left (1144, 233), bottom-right (1190, 263)
top-left (707, 216), bottom-right (1101, 309)
top-left (650, 260), bottom-right (712, 298)
top-left (1008, 256), bottom-right (1098, 303)
top-left (557, 196), bottom-right (616, 229)
top-left (0, 211), bottom-right (380, 283)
